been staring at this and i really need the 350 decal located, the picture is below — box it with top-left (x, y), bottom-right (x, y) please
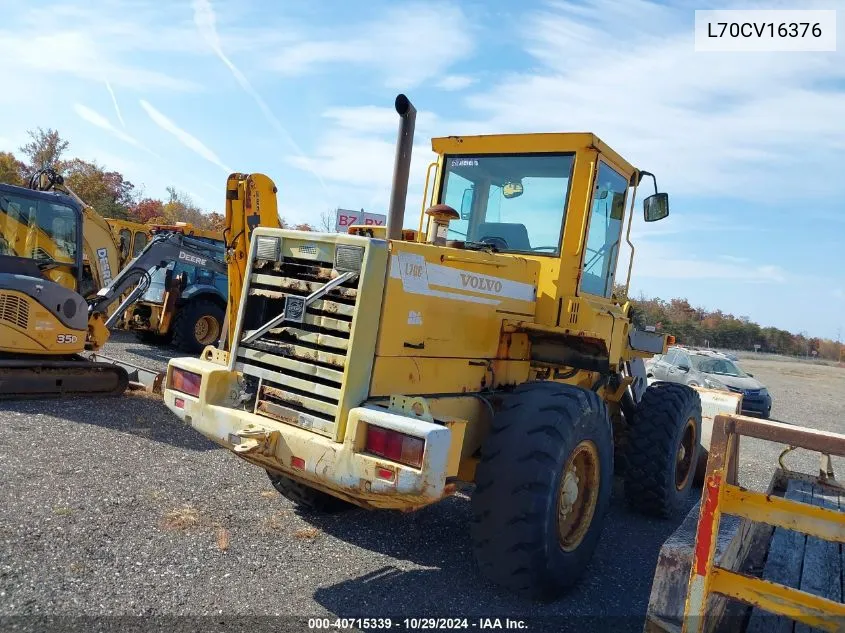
top-left (56, 334), bottom-right (79, 344)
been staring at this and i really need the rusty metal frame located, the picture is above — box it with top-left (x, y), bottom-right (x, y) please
top-left (681, 413), bottom-right (845, 633)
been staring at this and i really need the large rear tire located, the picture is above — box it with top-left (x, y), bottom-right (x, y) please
top-left (470, 382), bottom-right (614, 601)
top-left (172, 299), bottom-right (225, 354)
top-left (623, 382), bottom-right (702, 518)
top-left (265, 470), bottom-right (354, 514)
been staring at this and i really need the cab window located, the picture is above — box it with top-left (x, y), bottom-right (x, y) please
top-left (580, 161), bottom-right (629, 298)
top-left (133, 231), bottom-right (148, 257)
top-left (440, 153), bottom-right (575, 256)
top-left (118, 229), bottom-right (131, 258)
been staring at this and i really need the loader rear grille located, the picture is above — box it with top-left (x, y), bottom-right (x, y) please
top-left (0, 293), bottom-right (30, 329)
top-left (234, 251), bottom-right (360, 438)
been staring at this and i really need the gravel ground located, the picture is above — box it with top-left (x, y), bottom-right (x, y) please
top-left (1, 333), bottom-right (842, 632)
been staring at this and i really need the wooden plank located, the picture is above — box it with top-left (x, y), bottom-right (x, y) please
top-left (731, 416), bottom-right (845, 459)
top-left (746, 480), bottom-right (811, 633)
top-left (795, 485), bottom-right (842, 633)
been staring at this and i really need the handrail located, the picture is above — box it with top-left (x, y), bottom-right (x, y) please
top-left (682, 413), bottom-right (845, 633)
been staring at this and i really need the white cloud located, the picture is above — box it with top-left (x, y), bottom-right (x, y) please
top-left (191, 0), bottom-right (329, 203)
top-left (139, 99), bottom-right (231, 173)
top-left (454, 0), bottom-right (845, 202)
top-left (322, 106), bottom-right (439, 135)
top-left (436, 75), bottom-right (477, 91)
top-left (73, 103), bottom-right (158, 157)
top-left (266, 2), bottom-right (475, 89)
top-left (0, 28), bottom-right (199, 92)
top-left (104, 81), bottom-right (125, 128)
top-left (631, 239), bottom-right (787, 283)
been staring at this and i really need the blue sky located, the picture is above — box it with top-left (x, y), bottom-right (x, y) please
top-left (1, 0), bottom-right (843, 339)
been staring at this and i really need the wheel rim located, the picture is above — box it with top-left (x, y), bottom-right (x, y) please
top-left (556, 440), bottom-right (601, 552)
top-left (194, 315), bottom-right (220, 345)
top-left (675, 417), bottom-right (697, 490)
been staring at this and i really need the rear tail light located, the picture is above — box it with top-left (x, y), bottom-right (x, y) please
top-left (365, 425), bottom-right (425, 469)
top-left (170, 367), bottom-right (201, 397)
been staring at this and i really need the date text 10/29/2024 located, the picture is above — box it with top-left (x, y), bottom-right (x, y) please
top-left (308, 618), bottom-right (528, 630)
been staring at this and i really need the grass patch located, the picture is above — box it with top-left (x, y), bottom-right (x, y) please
top-left (216, 527), bottom-right (230, 552)
top-left (161, 505), bottom-right (200, 530)
top-left (293, 527), bottom-right (320, 540)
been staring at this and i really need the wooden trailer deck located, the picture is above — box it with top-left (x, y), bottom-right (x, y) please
top-left (745, 477), bottom-right (843, 633)
top-left (645, 414), bottom-right (845, 633)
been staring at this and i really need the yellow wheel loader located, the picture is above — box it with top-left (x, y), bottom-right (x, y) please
top-left (0, 173), bottom-right (231, 399)
top-left (161, 94), bottom-right (737, 599)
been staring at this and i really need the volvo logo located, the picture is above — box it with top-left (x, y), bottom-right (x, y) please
top-left (285, 295), bottom-right (306, 323)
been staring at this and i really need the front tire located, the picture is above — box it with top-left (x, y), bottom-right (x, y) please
top-left (623, 382), bottom-right (702, 518)
top-left (470, 382), bottom-right (614, 601)
top-left (172, 299), bottom-right (225, 354)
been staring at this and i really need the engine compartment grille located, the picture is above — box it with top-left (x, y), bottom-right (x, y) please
top-left (0, 292), bottom-right (30, 329)
top-left (234, 252), bottom-right (360, 437)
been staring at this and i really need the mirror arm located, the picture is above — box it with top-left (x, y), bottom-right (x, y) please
top-left (638, 170), bottom-right (659, 195)
top-left (623, 175), bottom-right (639, 298)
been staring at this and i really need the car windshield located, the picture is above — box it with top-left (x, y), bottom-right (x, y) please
top-left (439, 153), bottom-right (575, 256)
top-left (692, 356), bottom-right (748, 377)
top-left (0, 192), bottom-right (78, 264)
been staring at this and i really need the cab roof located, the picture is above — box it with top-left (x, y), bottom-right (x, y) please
top-left (0, 182), bottom-right (82, 215)
top-left (431, 132), bottom-right (636, 177)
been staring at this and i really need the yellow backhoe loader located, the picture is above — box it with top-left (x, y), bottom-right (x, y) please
top-left (0, 171), bottom-right (235, 399)
top-left (161, 94), bottom-right (742, 599)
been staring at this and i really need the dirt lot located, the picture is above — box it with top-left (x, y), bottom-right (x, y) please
top-left (0, 335), bottom-right (842, 632)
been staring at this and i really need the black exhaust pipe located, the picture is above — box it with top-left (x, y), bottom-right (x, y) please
top-left (386, 94), bottom-right (416, 241)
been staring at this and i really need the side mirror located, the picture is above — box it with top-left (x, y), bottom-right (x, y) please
top-left (178, 271), bottom-right (189, 292)
top-left (644, 192), bottom-right (669, 222)
top-left (460, 188), bottom-right (473, 220)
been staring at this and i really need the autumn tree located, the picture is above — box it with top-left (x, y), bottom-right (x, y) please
top-left (319, 209), bottom-right (335, 232)
top-left (0, 151), bottom-right (26, 186)
top-left (19, 128), bottom-right (70, 173)
top-left (293, 223), bottom-right (314, 231)
top-left (132, 198), bottom-right (165, 223)
top-left (206, 212), bottom-right (225, 232)
top-left (63, 159), bottom-right (136, 219)
top-left (162, 187), bottom-right (206, 226)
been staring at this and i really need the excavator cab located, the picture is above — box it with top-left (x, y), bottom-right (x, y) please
top-left (0, 183), bottom-right (84, 290)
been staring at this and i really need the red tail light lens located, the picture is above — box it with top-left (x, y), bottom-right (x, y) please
top-left (170, 368), bottom-right (201, 397)
top-left (365, 425), bottom-right (425, 469)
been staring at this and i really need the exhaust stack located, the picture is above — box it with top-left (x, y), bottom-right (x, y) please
top-left (386, 94), bottom-right (417, 241)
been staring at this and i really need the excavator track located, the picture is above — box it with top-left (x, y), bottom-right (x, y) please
top-left (0, 356), bottom-right (130, 400)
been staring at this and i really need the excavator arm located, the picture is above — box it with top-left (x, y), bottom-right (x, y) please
top-left (221, 173), bottom-right (281, 350)
top-left (86, 232), bottom-right (227, 348)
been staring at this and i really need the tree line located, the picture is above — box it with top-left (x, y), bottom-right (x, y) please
top-left (0, 128), bottom-right (316, 232)
top-left (615, 285), bottom-right (842, 362)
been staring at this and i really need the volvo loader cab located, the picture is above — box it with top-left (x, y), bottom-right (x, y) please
top-left (162, 94), bottom-right (708, 601)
